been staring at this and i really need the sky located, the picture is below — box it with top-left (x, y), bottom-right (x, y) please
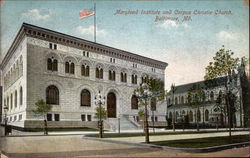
top-left (0, 0), bottom-right (249, 90)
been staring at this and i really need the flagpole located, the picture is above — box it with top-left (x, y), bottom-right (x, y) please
top-left (94, 3), bottom-right (96, 43)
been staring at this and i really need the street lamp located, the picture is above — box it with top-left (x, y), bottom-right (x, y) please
top-left (4, 106), bottom-right (9, 136)
top-left (135, 83), bottom-right (152, 143)
top-left (94, 91), bottom-right (106, 138)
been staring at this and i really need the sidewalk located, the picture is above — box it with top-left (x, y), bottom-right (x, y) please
top-left (103, 131), bottom-right (250, 143)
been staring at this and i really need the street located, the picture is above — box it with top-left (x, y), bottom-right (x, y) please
top-left (1, 134), bottom-right (249, 158)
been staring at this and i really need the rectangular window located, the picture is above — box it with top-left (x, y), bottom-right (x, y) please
top-left (81, 114), bottom-right (86, 121)
top-left (55, 114), bottom-right (60, 121)
top-left (19, 114), bottom-right (22, 121)
top-left (87, 115), bottom-right (91, 121)
top-left (49, 43), bottom-right (52, 49)
top-left (54, 44), bottom-right (57, 50)
top-left (47, 113), bottom-right (52, 121)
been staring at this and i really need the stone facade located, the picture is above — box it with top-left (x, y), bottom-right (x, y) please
top-left (0, 23), bottom-right (168, 129)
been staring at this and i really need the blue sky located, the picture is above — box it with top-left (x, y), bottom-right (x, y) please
top-left (0, 0), bottom-right (249, 90)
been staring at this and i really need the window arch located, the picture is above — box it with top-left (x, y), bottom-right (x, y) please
top-left (205, 109), bottom-right (209, 121)
top-left (14, 90), bottom-right (17, 107)
top-left (20, 86), bottom-right (23, 105)
top-left (150, 97), bottom-right (156, 111)
top-left (65, 60), bottom-right (75, 74)
top-left (47, 57), bottom-right (58, 71)
top-left (81, 65), bottom-right (90, 77)
top-left (46, 85), bottom-right (59, 105)
top-left (96, 67), bottom-right (103, 79)
top-left (132, 74), bottom-right (137, 84)
top-left (80, 89), bottom-right (91, 106)
top-left (210, 91), bottom-right (214, 101)
top-left (131, 95), bottom-right (138, 109)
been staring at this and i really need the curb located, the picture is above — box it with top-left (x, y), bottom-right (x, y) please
top-left (83, 136), bottom-right (250, 153)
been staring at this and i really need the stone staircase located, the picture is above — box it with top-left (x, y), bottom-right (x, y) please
top-left (105, 116), bottom-right (141, 131)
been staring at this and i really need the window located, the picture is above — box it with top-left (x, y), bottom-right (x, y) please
top-left (19, 114), bottom-right (22, 121)
top-left (46, 85), bottom-right (59, 105)
top-left (47, 58), bottom-right (52, 70)
top-left (65, 62), bottom-right (69, 73)
top-left (70, 63), bottom-right (75, 74)
top-left (65, 61), bottom-right (74, 74)
top-left (7, 96), bottom-right (9, 110)
top-left (54, 114), bottom-right (60, 121)
top-left (49, 43), bottom-right (53, 49)
top-left (96, 67), bottom-right (103, 79)
top-left (181, 96), bottom-right (184, 104)
top-left (169, 112), bottom-right (172, 120)
top-left (87, 115), bottom-right (91, 121)
top-left (14, 90), bottom-right (17, 107)
top-left (197, 110), bottom-right (201, 122)
top-left (54, 44), bottom-right (57, 50)
top-left (121, 72), bottom-right (127, 82)
top-left (47, 114), bottom-right (52, 121)
top-left (210, 91), bottom-right (214, 101)
top-left (150, 97), bottom-right (156, 111)
top-left (155, 116), bottom-right (158, 122)
top-left (175, 97), bottom-right (178, 105)
top-left (189, 111), bottom-right (193, 122)
top-left (20, 87), bottom-right (23, 105)
top-left (81, 65), bottom-right (90, 77)
top-left (11, 93), bottom-right (13, 109)
top-left (109, 70), bottom-right (116, 81)
top-left (132, 74), bottom-right (137, 84)
top-left (81, 114), bottom-right (86, 121)
top-left (81, 89), bottom-right (91, 106)
top-left (205, 109), bottom-right (209, 121)
top-left (131, 95), bottom-right (138, 109)
top-left (14, 115), bottom-right (17, 121)
top-left (53, 59), bottom-right (58, 71)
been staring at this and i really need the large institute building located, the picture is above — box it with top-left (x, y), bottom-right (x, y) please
top-left (0, 23), bottom-right (168, 130)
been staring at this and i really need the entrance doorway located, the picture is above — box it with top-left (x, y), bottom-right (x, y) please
top-left (107, 92), bottom-right (116, 118)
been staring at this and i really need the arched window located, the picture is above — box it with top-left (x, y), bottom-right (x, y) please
top-left (189, 111), bottom-right (193, 122)
top-left (81, 65), bottom-right (90, 77)
top-left (175, 97), bottom-right (178, 105)
top-left (53, 59), bottom-right (58, 71)
top-left (175, 111), bottom-right (179, 121)
top-left (96, 67), bottom-right (103, 79)
top-left (46, 85), bottom-right (59, 105)
top-left (70, 63), bottom-right (75, 74)
top-left (169, 112), bottom-right (172, 120)
top-left (210, 91), bottom-right (214, 101)
top-left (181, 96), bottom-right (184, 104)
top-left (47, 58), bottom-right (53, 70)
top-left (205, 109), bottom-right (209, 121)
top-left (109, 70), bottom-right (115, 81)
top-left (99, 68), bottom-right (103, 79)
top-left (131, 95), bottom-right (138, 109)
top-left (65, 62), bottom-right (70, 73)
top-left (197, 110), bottom-right (201, 122)
top-left (151, 97), bottom-right (156, 111)
top-left (121, 72), bottom-right (127, 82)
top-left (96, 68), bottom-right (99, 78)
top-left (120, 72), bottom-right (124, 82)
top-left (14, 90), bottom-right (17, 107)
top-left (80, 89), bottom-right (91, 106)
top-left (20, 86), bottom-right (23, 105)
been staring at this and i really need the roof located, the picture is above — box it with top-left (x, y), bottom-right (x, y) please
top-left (0, 23), bottom-right (168, 70)
top-left (168, 77), bottom-right (227, 94)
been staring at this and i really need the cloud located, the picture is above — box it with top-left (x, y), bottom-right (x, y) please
top-left (76, 25), bottom-right (107, 36)
top-left (22, 9), bottom-right (52, 20)
top-left (217, 31), bottom-right (239, 40)
top-left (156, 21), bottom-right (190, 30)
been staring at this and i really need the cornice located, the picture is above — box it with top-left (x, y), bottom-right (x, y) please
top-left (0, 23), bottom-right (168, 70)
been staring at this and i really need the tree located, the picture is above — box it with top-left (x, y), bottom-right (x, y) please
top-left (32, 99), bottom-right (52, 135)
top-left (204, 45), bottom-right (245, 137)
top-left (94, 104), bottom-right (107, 138)
top-left (187, 85), bottom-right (206, 131)
top-left (134, 77), bottom-right (165, 143)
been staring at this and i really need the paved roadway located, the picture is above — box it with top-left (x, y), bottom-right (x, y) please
top-left (1, 133), bottom-right (250, 158)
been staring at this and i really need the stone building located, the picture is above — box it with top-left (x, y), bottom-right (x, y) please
top-left (0, 23), bottom-right (168, 130)
top-left (166, 68), bottom-right (250, 128)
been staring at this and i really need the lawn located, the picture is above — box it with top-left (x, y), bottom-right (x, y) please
top-left (24, 127), bottom-right (99, 132)
top-left (86, 130), bottom-right (230, 138)
top-left (149, 134), bottom-right (250, 148)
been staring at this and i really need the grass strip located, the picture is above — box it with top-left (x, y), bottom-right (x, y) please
top-left (86, 130), bottom-right (232, 138)
top-left (149, 134), bottom-right (250, 148)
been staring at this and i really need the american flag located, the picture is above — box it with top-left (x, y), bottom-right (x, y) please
top-left (79, 8), bottom-right (95, 19)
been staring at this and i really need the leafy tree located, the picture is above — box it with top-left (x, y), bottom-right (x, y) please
top-left (204, 45), bottom-right (246, 137)
top-left (32, 99), bottom-right (52, 135)
top-left (187, 85), bottom-right (206, 131)
top-left (94, 106), bottom-right (107, 120)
